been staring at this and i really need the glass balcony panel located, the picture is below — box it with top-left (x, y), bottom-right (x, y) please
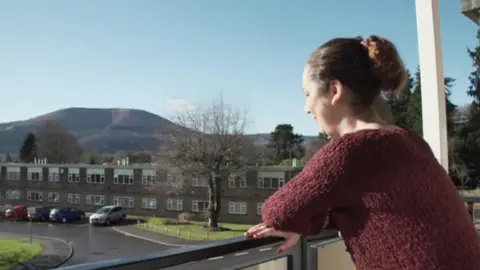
top-left (241, 257), bottom-right (289, 270)
top-left (315, 239), bottom-right (355, 270)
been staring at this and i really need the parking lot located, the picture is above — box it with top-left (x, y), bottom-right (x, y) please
top-left (0, 218), bottom-right (170, 266)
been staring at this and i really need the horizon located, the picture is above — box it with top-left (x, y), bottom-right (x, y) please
top-left (0, 106), bottom-right (320, 136)
top-left (0, 1), bottom-right (477, 135)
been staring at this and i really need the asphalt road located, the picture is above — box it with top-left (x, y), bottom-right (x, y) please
top-left (0, 220), bottom-right (293, 269)
top-left (0, 220), bottom-right (169, 267)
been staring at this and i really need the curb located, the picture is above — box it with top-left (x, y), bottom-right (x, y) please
top-left (50, 236), bottom-right (75, 268)
top-left (0, 233), bottom-right (74, 268)
top-left (111, 226), bottom-right (186, 247)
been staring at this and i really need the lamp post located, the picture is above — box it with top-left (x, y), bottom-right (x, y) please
top-left (28, 218), bottom-right (32, 244)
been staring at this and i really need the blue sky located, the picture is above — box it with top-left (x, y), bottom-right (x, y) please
top-left (0, 0), bottom-right (477, 135)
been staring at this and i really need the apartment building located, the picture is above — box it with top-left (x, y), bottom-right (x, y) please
top-left (0, 162), bottom-right (301, 224)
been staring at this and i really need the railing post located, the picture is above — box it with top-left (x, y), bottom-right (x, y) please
top-left (301, 236), bottom-right (309, 270)
top-left (467, 202), bottom-right (474, 220)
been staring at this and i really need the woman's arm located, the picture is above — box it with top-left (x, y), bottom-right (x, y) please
top-left (261, 139), bottom-right (358, 235)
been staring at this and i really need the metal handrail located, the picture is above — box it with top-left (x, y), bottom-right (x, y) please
top-left (58, 231), bottom-right (339, 270)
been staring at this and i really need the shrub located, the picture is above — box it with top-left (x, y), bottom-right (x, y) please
top-left (162, 219), bottom-right (178, 225)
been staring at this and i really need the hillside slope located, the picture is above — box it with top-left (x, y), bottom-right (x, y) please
top-left (0, 107), bottom-right (183, 154)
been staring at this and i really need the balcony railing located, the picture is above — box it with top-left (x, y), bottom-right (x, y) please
top-left (57, 230), bottom-right (355, 270)
top-left (57, 196), bottom-right (478, 270)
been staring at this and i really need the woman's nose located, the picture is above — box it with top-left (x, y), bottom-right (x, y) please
top-left (304, 104), bottom-right (310, 114)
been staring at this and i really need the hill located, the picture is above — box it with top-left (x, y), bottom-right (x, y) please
top-left (0, 107), bottom-right (185, 154)
top-left (0, 108), bottom-right (319, 154)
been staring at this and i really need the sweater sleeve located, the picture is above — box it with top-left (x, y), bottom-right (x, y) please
top-left (261, 138), bottom-right (358, 235)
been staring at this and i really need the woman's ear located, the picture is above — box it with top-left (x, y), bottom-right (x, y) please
top-left (330, 80), bottom-right (344, 106)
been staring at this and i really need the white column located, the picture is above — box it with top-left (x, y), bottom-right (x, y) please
top-left (415, 0), bottom-right (449, 171)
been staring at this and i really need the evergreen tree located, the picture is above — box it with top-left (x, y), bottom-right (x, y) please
top-left (404, 67), bottom-right (457, 135)
top-left (385, 69), bottom-right (414, 128)
top-left (457, 28), bottom-right (480, 188)
top-left (406, 68), bottom-right (423, 134)
top-left (19, 132), bottom-right (37, 163)
top-left (266, 124), bottom-right (304, 164)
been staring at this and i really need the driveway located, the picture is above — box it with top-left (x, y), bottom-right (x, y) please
top-left (0, 220), bottom-right (170, 266)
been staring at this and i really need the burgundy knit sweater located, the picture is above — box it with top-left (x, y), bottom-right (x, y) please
top-left (262, 128), bottom-right (480, 270)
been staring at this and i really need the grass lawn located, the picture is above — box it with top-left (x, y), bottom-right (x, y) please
top-left (0, 238), bottom-right (43, 269)
top-left (139, 217), bottom-right (253, 241)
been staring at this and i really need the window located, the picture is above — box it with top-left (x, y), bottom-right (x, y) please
top-left (114, 174), bottom-right (134, 185)
top-left (192, 200), bottom-right (209, 213)
top-left (68, 173), bottom-right (80, 183)
top-left (141, 198), bottom-right (157, 210)
top-left (48, 172), bottom-right (59, 182)
top-left (86, 194), bottom-right (105, 206)
top-left (257, 203), bottom-right (263, 216)
top-left (257, 177), bottom-right (285, 189)
top-left (191, 176), bottom-right (207, 187)
top-left (5, 190), bottom-right (20, 200)
top-left (87, 174), bottom-right (105, 184)
top-left (27, 191), bottom-right (43, 202)
top-left (142, 175), bottom-right (157, 185)
top-left (27, 172), bottom-right (42, 181)
top-left (113, 196), bottom-right (134, 208)
top-left (229, 202), bottom-right (247, 215)
top-left (167, 174), bottom-right (178, 185)
top-left (228, 174), bottom-right (246, 188)
top-left (6, 172), bottom-right (19, 181)
top-left (68, 193), bottom-right (81, 204)
top-left (48, 192), bottom-right (60, 203)
top-left (166, 174), bottom-right (184, 189)
top-left (166, 199), bottom-right (183, 211)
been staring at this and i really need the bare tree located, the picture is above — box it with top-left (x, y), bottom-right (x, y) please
top-left (449, 137), bottom-right (471, 191)
top-left (80, 150), bottom-right (104, 164)
top-left (36, 121), bottom-right (84, 164)
top-left (161, 99), bottom-right (252, 228)
top-left (148, 161), bottom-right (188, 199)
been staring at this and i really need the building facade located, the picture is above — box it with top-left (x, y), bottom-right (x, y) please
top-left (0, 163), bottom-right (301, 224)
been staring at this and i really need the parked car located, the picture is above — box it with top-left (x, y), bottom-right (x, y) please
top-left (49, 207), bottom-right (85, 223)
top-left (89, 205), bottom-right (126, 225)
top-left (0, 204), bottom-right (10, 218)
top-left (27, 206), bottom-right (54, 221)
top-left (5, 205), bottom-right (28, 221)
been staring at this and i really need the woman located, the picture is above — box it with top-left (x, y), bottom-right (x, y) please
top-left (246, 36), bottom-right (480, 269)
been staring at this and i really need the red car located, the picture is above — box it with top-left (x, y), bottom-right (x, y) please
top-left (5, 205), bottom-right (28, 221)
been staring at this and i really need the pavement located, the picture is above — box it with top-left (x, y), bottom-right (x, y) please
top-left (0, 232), bottom-right (73, 270)
top-left (111, 224), bottom-right (203, 246)
top-left (0, 220), bottom-right (170, 267)
top-left (110, 224), bottom-right (287, 270)
top-left (0, 220), bottom-right (287, 270)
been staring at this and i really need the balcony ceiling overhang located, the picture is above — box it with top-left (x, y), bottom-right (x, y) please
top-left (461, 0), bottom-right (480, 24)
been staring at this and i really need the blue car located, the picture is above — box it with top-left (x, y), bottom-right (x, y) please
top-left (49, 207), bottom-right (85, 223)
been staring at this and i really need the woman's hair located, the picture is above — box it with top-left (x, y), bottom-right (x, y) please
top-left (307, 35), bottom-right (408, 107)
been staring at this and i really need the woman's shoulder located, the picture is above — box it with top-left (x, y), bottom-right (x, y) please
top-left (317, 128), bottom-right (428, 161)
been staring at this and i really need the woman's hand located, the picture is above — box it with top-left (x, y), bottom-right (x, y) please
top-left (245, 223), bottom-right (301, 254)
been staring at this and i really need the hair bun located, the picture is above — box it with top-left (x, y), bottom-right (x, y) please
top-left (362, 35), bottom-right (408, 92)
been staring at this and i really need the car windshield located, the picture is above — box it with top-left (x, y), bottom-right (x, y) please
top-left (27, 207), bottom-right (37, 214)
top-left (50, 208), bottom-right (62, 213)
top-left (95, 207), bottom-right (110, 214)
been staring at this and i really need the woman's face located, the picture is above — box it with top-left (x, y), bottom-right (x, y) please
top-left (302, 66), bottom-right (345, 137)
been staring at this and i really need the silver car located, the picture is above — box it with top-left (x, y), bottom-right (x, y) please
top-left (89, 205), bottom-right (126, 225)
